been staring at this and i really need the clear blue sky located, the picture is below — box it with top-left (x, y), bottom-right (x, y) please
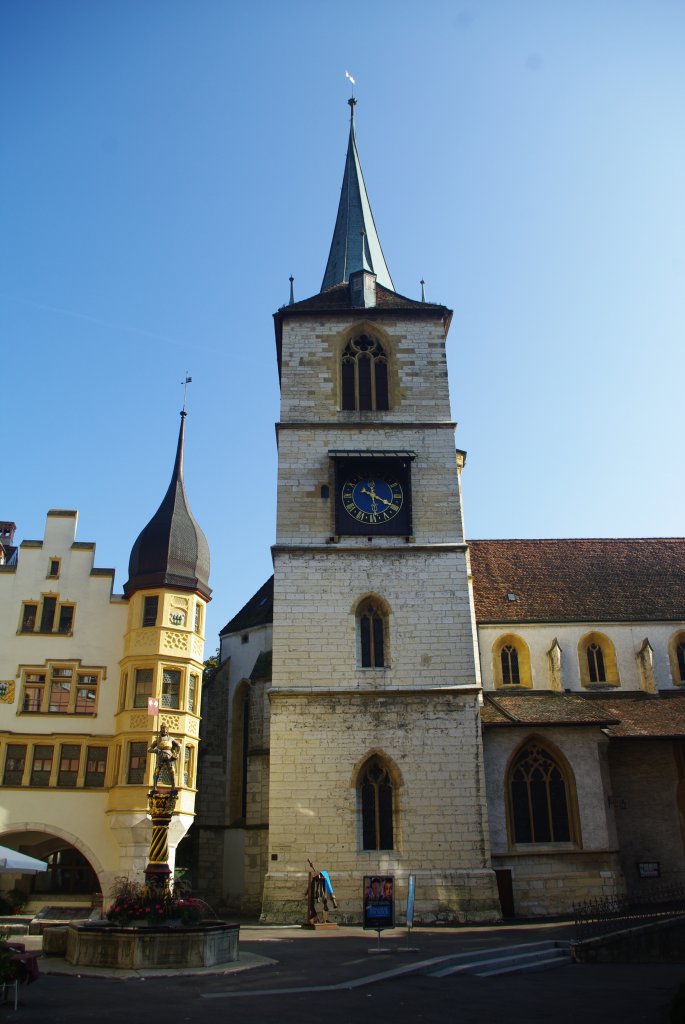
top-left (3, 0), bottom-right (684, 648)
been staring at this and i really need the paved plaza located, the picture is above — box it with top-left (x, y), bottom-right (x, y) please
top-left (5, 920), bottom-right (684, 1023)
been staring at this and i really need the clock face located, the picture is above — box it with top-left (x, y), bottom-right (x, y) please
top-left (334, 458), bottom-right (412, 536)
top-left (342, 475), bottom-right (404, 527)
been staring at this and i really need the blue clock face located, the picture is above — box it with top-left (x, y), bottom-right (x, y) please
top-left (342, 475), bottom-right (404, 526)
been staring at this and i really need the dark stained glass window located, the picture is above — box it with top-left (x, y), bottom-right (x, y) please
top-left (361, 760), bottom-right (393, 850)
top-left (677, 642), bottom-right (685, 682)
top-left (587, 643), bottom-right (606, 683)
top-left (509, 743), bottom-right (572, 845)
top-left (501, 644), bottom-right (520, 685)
top-left (359, 602), bottom-right (385, 668)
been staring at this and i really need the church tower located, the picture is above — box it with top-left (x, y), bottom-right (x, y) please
top-left (262, 99), bottom-right (500, 922)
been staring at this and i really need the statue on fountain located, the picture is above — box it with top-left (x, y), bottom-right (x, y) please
top-left (149, 722), bottom-right (181, 790)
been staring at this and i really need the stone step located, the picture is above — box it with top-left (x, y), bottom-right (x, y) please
top-left (428, 940), bottom-right (571, 978)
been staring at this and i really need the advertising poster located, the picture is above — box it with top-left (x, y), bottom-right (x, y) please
top-left (363, 875), bottom-right (395, 930)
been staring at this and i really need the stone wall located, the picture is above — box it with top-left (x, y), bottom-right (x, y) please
top-left (609, 739), bottom-right (685, 895)
top-left (261, 688), bottom-right (500, 924)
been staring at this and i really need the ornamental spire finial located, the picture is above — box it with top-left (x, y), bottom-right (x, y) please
top-left (181, 372), bottom-right (192, 415)
top-left (288, 275), bottom-right (294, 305)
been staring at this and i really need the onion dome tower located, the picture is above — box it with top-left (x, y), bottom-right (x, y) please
top-left (125, 411), bottom-right (210, 599)
top-left (109, 410), bottom-right (210, 877)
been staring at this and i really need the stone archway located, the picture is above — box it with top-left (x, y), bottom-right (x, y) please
top-left (0, 825), bottom-right (104, 896)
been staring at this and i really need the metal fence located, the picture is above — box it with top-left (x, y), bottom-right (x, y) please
top-left (573, 886), bottom-right (685, 941)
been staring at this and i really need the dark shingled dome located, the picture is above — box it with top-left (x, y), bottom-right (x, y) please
top-left (125, 413), bottom-right (211, 599)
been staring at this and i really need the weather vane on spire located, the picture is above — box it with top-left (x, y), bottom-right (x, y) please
top-left (181, 372), bottom-right (192, 414)
top-left (345, 69), bottom-right (355, 97)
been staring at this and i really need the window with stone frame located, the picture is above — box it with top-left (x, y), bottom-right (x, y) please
top-left (493, 634), bottom-right (532, 688)
top-left (501, 644), bottom-right (520, 685)
top-left (341, 335), bottom-right (389, 411)
top-left (183, 745), bottom-right (193, 787)
top-left (508, 741), bottom-right (576, 845)
top-left (669, 633), bottom-right (685, 685)
top-left (357, 599), bottom-right (387, 668)
top-left (127, 742), bottom-right (148, 785)
top-left (142, 596), bottom-right (158, 628)
top-left (3, 744), bottom-right (27, 785)
top-left (85, 746), bottom-right (107, 787)
top-left (58, 744), bottom-right (80, 787)
top-left (360, 758), bottom-right (394, 851)
top-left (578, 632), bottom-right (619, 687)
top-left (19, 595), bottom-right (74, 635)
top-left (161, 668), bottom-right (181, 709)
top-left (187, 673), bottom-right (198, 714)
top-left (30, 744), bottom-right (54, 786)
top-left (133, 668), bottom-right (154, 708)
top-left (20, 663), bottom-right (101, 715)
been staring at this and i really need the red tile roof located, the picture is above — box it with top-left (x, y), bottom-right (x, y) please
top-left (599, 693), bottom-right (685, 738)
top-left (482, 692), bottom-right (619, 727)
top-left (481, 691), bottom-right (685, 738)
top-left (469, 538), bottom-right (685, 624)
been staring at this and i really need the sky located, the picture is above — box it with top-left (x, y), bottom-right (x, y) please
top-left (2, 0), bottom-right (684, 649)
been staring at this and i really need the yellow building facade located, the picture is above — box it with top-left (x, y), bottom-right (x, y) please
top-left (0, 413), bottom-right (209, 908)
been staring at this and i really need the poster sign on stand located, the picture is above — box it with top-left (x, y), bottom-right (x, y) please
top-left (363, 875), bottom-right (395, 931)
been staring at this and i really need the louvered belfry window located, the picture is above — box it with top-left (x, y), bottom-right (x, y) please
top-left (342, 335), bottom-right (389, 411)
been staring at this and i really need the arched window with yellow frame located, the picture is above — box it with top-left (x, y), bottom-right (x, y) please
top-left (578, 632), bottom-right (619, 687)
top-left (507, 738), bottom-right (579, 846)
top-left (492, 634), bottom-right (532, 688)
top-left (669, 632), bottom-right (685, 686)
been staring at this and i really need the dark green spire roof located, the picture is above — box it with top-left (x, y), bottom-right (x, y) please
top-left (321, 99), bottom-right (394, 293)
top-left (125, 412), bottom-right (211, 599)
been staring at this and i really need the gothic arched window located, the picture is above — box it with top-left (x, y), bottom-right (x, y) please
top-left (358, 600), bottom-right (386, 668)
top-left (341, 335), bottom-right (389, 411)
top-left (578, 632), bottom-right (619, 687)
top-left (360, 758), bottom-right (394, 850)
top-left (508, 742), bottom-right (575, 845)
top-left (587, 642), bottom-right (605, 683)
top-left (501, 644), bottom-right (520, 685)
top-left (669, 632), bottom-right (685, 685)
top-left (493, 635), bottom-right (531, 688)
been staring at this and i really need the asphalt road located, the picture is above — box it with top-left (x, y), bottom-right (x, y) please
top-left (7, 921), bottom-right (684, 1023)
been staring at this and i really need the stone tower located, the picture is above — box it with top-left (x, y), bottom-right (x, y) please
top-left (261, 99), bottom-right (500, 923)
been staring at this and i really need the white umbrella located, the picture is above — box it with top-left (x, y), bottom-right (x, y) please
top-left (0, 844), bottom-right (48, 874)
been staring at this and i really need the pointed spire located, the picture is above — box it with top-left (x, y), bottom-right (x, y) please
top-left (288, 275), bottom-right (295, 305)
top-left (125, 411), bottom-right (211, 599)
top-left (320, 98), bottom-right (394, 293)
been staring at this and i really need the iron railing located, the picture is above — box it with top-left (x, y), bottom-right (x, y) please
top-left (573, 886), bottom-right (685, 941)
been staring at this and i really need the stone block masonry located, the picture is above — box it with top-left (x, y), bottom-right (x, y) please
top-left (261, 688), bottom-right (501, 924)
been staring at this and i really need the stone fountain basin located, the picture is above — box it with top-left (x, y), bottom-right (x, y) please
top-left (66, 921), bottom-right (239, 969)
